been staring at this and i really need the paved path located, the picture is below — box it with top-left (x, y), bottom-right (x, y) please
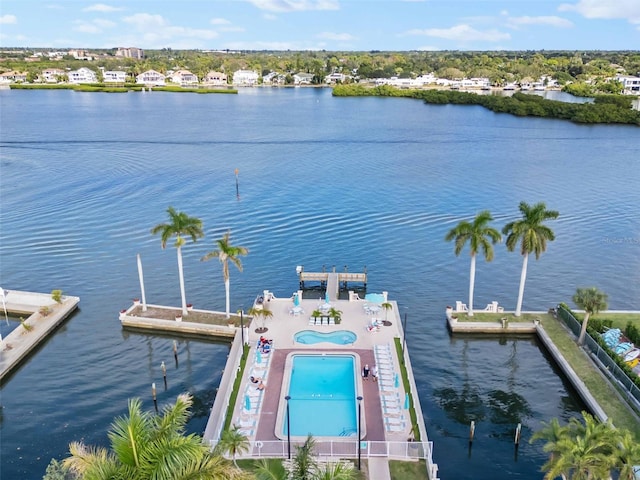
top-left (368, 457), bottom-right (391, 480)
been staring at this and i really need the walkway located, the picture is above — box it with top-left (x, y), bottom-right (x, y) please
top-left (368, 457), bottom-right (391, 480)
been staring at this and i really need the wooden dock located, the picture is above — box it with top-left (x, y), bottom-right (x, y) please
top-left (297, 266), bottom-right (367, 290)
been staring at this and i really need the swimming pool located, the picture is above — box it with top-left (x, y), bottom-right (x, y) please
top-left (280, 354), bottom-right (362, 438)
top-left (294, 330), bottom-right (357, 345)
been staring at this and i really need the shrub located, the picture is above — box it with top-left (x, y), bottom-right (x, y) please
top-left (51, 289), bottom-right (63, 303)
top-left (20, 317), bottom-right (34, 332)
top-left (626, 322), bottom-right (640, 345)
top-left (39, 306), bottom-right (52, 316)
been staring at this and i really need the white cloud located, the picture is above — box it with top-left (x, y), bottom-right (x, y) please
top-left (72, 18), bottom-right (116, 34)
top-left (500, 10), bottom-right (509, 16)
top-left (73, 22), bottom-right (101, 34)
top-left (508, 16), bottom-right (573, 28)
top-left (559, 0), bottom-right (640, 23)
top-left (417, 45), bottom-right (441, 51)
top-left (263, 13), bottom-right (278, 20)
top-left (316, 32), bottom-right (355, 41)
top-left (210, 18), bottom-right (231, 25)
top-left (406, 24), bottom-right (510, 42)
top-left (94, 19), bottom-right (117, 28)
top-left (83, 4), bottom-right (124, 13)
top-left (122, 14), bottom-right (218, 41)
top-left (247, 0), bottom-right (339, 13)
top-left (0, 14), bottom-right (17, 24)
top-left (123, 13), bottom-right (167, 29)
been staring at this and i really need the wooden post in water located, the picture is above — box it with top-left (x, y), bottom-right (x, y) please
top-left (137, 254), bottom-right (147, 312)
top-left (152, 383), bottom-right (158, 413)
top-left (469, 420), bottom-right (475, 443)
top-left (235, 168), bottom-right (240, 199)
top-left (161, 361), bottom-right (167, 390)
top-left (173, 340), bottom-right (178, 367)
top-left (514, 423), bottom-right (522, 445)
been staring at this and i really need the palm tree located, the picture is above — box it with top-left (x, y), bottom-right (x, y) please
top-left (503, 201), bottom-right (559, 317)
top-left (445, 210), bottom-right (501, 316)
top-left (255, 458), bottom-right (287, 480)
top-left (248, 307), bottom-right (273, 333)
top-left (533, 411), bottom-right (618, 480)
top-left (573, 287), bottom-right (608, 345)
top-left (217, 425), bottom-right (249, 469)
top-left (151, 207), bottom-right (204, 316)
top-left (381, 302), bottom-right (393, 322)
top-left (328, 307), bottom-right (342, 323)
top-left (291, 435), bottom-right (317, 480)
top-left (531, 417), bottom-right (569, 466)
top-left (201, 230), bottom-right (249, 319)
top-left (614, 429), bottom-right (640, 480)
top-left (63, 393), bottom-right (239, 480)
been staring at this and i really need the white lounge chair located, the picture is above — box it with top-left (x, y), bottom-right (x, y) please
top-left (385, 424), bottom-right (405, 433)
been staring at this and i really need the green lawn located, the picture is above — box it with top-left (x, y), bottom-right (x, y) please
top-left (389, 459), bottom-right (427, 480)
top-left (572, 312), bottom-right (640, 331)
top-left (539, 314), bottom-right (640, 438)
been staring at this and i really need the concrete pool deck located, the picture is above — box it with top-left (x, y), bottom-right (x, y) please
top-left (204, 289), bottom-right (438, 478)
top-left (234, 291), bottom-right (415, 441)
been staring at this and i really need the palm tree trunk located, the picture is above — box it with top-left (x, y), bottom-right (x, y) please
top-left (177, 247), bottom-right (188, 315)
top-left (515, 253), bottom-right (528, 317)
top-left (577, 312), bottom-right (591, 345)
top-left (468, 253), bottom-right (476, 317)
top-left (224, 279), bottom-right (231, 319)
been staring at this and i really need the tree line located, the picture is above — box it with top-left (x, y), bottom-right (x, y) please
top-left (3, 49), bottom-right (639, 90)
top-left (333, 84), bottom-right (640, 126)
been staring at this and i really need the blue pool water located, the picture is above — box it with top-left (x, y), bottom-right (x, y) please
top-left (294, 330), bottom-right (357, 345)
top-left (285, 355), bottom-right (357, 437)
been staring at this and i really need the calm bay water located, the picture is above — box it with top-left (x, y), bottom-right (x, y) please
top-left (1, 87), bottom-right (639, 479)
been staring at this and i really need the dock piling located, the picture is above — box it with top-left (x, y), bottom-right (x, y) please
top-left (514, 422), bottom-right (522, 445)
top-left (152, 383), bottom-right (158, 413)
top-left (161, 361), bottom-right (167, 390)
top-left (469, 420), bottom-right (475, 443)
top-left (173, 340), bottom-right (178, 367)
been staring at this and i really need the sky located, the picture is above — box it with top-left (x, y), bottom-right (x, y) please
top-left (0, 0), bottom-right (639, 51)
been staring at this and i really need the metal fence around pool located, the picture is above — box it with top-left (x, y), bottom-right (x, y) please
top-left (211, 439), bottom-right (434, 464)
top-left (557, 306), bottom-right (640, 413)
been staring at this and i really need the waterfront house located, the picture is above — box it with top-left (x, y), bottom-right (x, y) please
top-left (293, 72), bottom-right (314, 85)
top-left (136, 70), bottom-right (166, 86)
top-left (616, 75), bottom-right (640, 94)
top-left (40, 68), bottom-right (66, 83)
top-left (67, 67), bottom-right (97, 84)
top-left (325, 72), bottom-right (348, 84)
top-left (0, 70), bottom-right (28, 83)
top-left (203, 71), bottom-right (227, 86)
top-left (232, 69), bottom-right (259, 86)
top-left (103, 70), bottom-right (127, 83)
top-left (169, 69), bottom-right (199, 86)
